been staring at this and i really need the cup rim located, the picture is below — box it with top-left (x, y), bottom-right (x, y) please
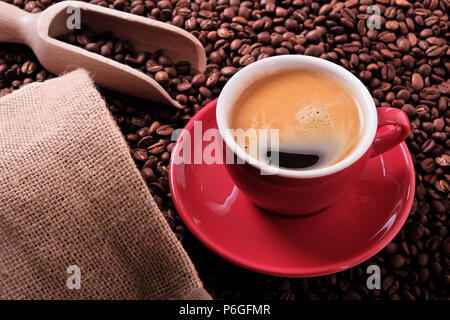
top-left (216, 55), bottom-right (378, 178)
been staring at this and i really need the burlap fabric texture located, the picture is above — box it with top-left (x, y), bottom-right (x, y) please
top-left (0, 69), bottom-right (210, 300)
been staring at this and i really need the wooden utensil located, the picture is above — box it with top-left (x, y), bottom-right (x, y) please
top-left (0, 1), bottom-right (207, 108)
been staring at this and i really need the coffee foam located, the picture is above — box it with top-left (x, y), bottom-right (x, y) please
top-left (295, 104), bottom-right (332, 136)
top-left (230, 68), bottom-right (362, 169)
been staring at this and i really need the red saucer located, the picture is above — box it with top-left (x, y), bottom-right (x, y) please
top-left (169, 99), bottom-right (415, 277)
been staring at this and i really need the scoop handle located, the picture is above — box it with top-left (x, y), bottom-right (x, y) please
top-left (0, 2), bottom-right (33, 45)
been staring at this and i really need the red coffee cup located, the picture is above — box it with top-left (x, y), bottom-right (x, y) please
top-left (216, 55), bottom-right (410, 216)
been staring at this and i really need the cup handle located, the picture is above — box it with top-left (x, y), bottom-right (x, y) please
top-left (370, 108), bottom-right (410, 158)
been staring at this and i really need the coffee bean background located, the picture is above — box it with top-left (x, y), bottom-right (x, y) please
top-left (0, 0), bottom-right (448, 300)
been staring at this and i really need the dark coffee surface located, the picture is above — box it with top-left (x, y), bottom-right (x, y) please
top-left (0, 0), bottom-right (448, 300)
top-left (267, 151), bottom-right (319, 169)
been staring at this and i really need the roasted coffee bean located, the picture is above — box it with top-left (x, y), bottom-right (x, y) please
top-left (175, 61), bottom-right (191, 75)
top-left (176, 82), bottom-right (192, 92)
top-left (402, 104), bottom-right (416, 119)
top-left (157, 54), bottom-right (172, 66)
top-left (420, 158), bottom-right (436, 173)
top-left (141, 167), bottom-right (156, 182)
top-left (148, 121), bottom-right (160, 135)
top-left (421, 87), bottom-right (441, 100)
top-left (192, 73), bottom-right (206, 87)
top-left (306, 29), bottom-right (322, 43)
top-left (390, 254), bottom-right (406, 269)
top-left (85, 43), bottom-right (99, 53)
top-left (412, 73), bottom-right (425, 91)
top-left (409, 223), bottom-right (425, 242)
top-left (21, 61), bottom-right (37, 75)
top-left (379, 32), bottom-right (397, 43)
top-left (154, 71), bottom-right (169, 84)
top-left (435, 155), bottom-right (449, 167)
top-left (148, 141), bottom-right (166, 155)
top-left (137, 136), bottom-right (155, 149)
top-left (156, 124), bottom-right (174, 136)
top-left (176, 94), bottom-right (188, 105)
top-left (220, 66), bottom-right (238, 77)
top-left (100, 44), bottom-right (112, 56)
top-left (132, 149), bottom-right (148, 162)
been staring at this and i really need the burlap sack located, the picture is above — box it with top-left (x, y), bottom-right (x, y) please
top-left (0, 69), bottom-right (210, 300)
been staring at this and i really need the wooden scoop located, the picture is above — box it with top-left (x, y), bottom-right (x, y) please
top-left (0, 1), bottom-right (207, 108)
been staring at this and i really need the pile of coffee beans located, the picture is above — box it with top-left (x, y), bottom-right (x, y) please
top-left (0, 0), bottom-right (448, 300)
top-left (57, 26), bottom-right (209, 109)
